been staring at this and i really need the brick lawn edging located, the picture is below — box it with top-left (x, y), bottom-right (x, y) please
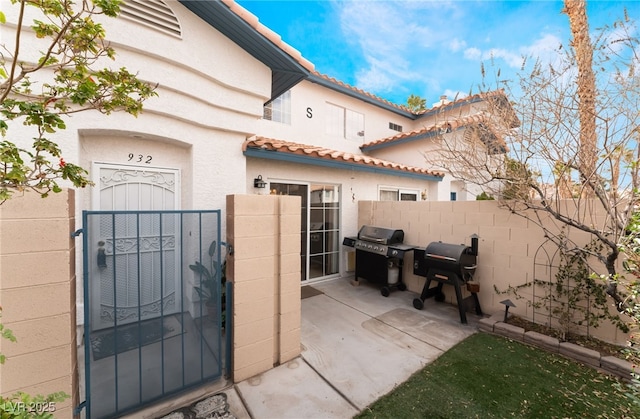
top-left (479, 313), bottom-right (636, 381)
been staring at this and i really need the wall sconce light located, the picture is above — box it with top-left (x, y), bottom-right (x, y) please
top-left (253, 175), bottom-right (267, 189)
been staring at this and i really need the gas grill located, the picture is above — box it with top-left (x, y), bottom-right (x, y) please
top-left (342, 225), bottom-right (416, 296)
top-left (412, 236), bottom-right (482, 323)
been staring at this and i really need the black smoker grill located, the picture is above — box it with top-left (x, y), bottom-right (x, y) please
top-left (342, 225), bottom-right (416, 296)
top-left (412, 236), bottom-right (482, 323)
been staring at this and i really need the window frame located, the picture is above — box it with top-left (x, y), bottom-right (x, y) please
top-left (263, 90), bottom-right (292, 124)
top-left (326, 102), bottom-right (364, 140)
top-left (378, 186), bottom-right (419, 201)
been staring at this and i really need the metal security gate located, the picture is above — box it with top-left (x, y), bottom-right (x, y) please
top-left (80, 210), bottom-right (231, 418)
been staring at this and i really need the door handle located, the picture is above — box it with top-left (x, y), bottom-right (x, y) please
top-left (97, 241), bottom-right (107, 268)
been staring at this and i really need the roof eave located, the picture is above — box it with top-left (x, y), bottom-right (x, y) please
top-left (244, 147), bottom-right (443, 182)
top-left (179, 0), bottom-right (309, 102)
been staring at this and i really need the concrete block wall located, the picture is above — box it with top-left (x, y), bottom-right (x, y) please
top-left (226, 194), bottom-right (301, 382)
top-left (0, 190), bottom-right (78, 418)
top-left (360, 200), bottom-right (629, 345)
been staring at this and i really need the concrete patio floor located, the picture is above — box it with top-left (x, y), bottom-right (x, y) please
top-left (234, 277), bottom-right (482, 418)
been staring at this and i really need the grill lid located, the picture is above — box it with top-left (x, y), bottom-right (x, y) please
top-left (425, 242), bottom-right (470, 261)
top-left (424, 241), bottom-right (478, 277)
top-left (357, 225), bottom-right (404, 245)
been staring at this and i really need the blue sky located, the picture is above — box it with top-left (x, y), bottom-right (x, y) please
top-left (236, 0), bottom-right (636, 106)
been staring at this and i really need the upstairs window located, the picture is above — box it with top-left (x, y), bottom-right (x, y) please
top-left (326, 103), bottom-right (364, 140)
top-left (263, 90), bottom-right (291, 124)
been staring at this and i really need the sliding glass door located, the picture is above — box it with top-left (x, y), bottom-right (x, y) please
top-left (271, 182), bottom-right (340, 282)
top-left (309, 184), bottom-right (340, 280)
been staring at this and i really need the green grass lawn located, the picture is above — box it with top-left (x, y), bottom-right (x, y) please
top-left (356, 333), bottom-right (639, 419)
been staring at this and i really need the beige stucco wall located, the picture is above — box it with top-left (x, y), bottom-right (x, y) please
top-left (359, 200), bottom-right (630, 345)
top-left (226, 194), bottom-right (302, 382)
top-left (0, 190), bottom-right (78, 418)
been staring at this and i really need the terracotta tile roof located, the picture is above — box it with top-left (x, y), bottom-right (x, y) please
top-left (361, 112), bottom-right (509, 153)
top-left (243, 137), bottom-right (445, 178)
top-left (221, 0), bottom-right (315, 72)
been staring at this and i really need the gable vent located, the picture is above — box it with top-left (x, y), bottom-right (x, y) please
top-left (120, 0), bottom-right (181, 37)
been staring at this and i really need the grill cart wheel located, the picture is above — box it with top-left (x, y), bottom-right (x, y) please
top-left (413, 298), bottom-right (424, 310)
top-left (397, 282), bottom-right (407, 291)
top-left (381, 286), bottom-right (391, 297)
top-left (435, 292), bottom-right (446, 302)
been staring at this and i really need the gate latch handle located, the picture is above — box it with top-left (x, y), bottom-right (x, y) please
top-left (97, 241), bottom-right (107, 268)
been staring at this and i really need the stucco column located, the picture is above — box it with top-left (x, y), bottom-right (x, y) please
top-left (226, 194), bottom-right (301, 382)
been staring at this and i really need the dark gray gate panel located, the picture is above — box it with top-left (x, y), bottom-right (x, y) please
top-left (82, 210), bottom-right (228, 418)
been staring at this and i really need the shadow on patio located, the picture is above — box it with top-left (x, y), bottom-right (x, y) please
top-left (235, 277), bottom-right (482, 418)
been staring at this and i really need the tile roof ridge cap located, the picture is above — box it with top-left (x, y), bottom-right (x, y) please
top-left (241, 136), bottom-right (255, 151)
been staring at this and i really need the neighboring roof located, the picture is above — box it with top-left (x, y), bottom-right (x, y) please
top-left (179, 0), bottom-right (313, 102)
top-left (410, 90), bottom-right (519, 126)
top-left (360, 112), bottom-right (508, 154)
top-left (243, 137), bottom-right (444, 181)
top-left (308, 73), bottom-right (520, 127)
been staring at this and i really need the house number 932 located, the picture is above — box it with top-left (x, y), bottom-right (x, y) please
top-left (128, 153), bottom-right (152, 164)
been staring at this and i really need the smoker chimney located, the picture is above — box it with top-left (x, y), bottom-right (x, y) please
top-left (470, 234), bottom-right (479, 256)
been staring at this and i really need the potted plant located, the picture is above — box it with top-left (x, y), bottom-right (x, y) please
top-left (189, 240), bottom-right (226, 324)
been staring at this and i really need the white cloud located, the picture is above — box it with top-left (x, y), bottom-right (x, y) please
top-left (463, 33), bottom-right (562, 69)
top-left (328, 0), bottom-right (572, 102)
top-left (449, 38), bottom-right (467, 52)
top-left (464, 47), bottom-right (482, 60)
top-left (337, 1), bottom-right (436, 92)
top-left (444, 89), bottom-right (468, 101)
top-left (485, 48), bottom-right (524, 68)
top-left (355, 67), bottom-right (396, 93)
top-left (522, 34), bottom-right (563, 66)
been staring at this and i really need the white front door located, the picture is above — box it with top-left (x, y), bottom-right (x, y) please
top-left (91, 163), bottom-right (181, 330)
